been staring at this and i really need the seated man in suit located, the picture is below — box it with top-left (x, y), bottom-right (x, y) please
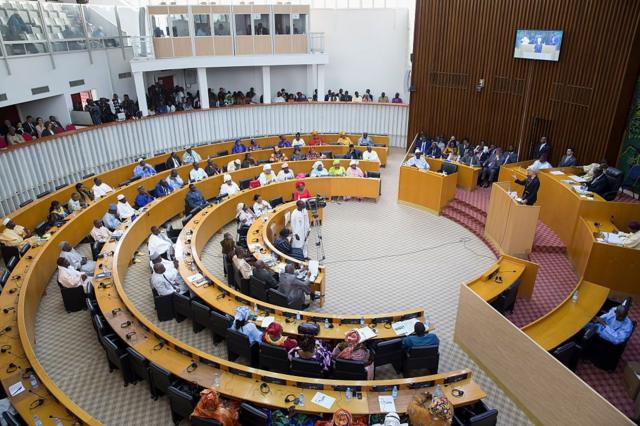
top-left (583, 304), bottom-right (633, 345)
top-left (558, 148), bottom-right (578, 167)
top-left (185, 184), bottom-right (207, 213)
top-left (252, 260), bottom-right (278, 289)
top-left (277, 263), bottom-right (313, 308)
top-left (425, 141), bottom-right (442, 158)
top-left (586, 167), bottom-right (609, 197)
top-left (402, 321), bottom-right (439, 350)
top-left (513, 167), bottom-right (540, 205)
top-left (479, 147), bottom-right (503, 187)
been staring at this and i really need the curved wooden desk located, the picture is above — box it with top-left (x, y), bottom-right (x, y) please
top-left (425, 158), bottom-right (481, 192)
top-left (94, 181), bottom-right (486, 416)
top-left (397, 166), bottom-right (457, 215)
top-left (465, 255), bottom-right (538, 302)
top-left (3, 134), bottom-right (388, 231)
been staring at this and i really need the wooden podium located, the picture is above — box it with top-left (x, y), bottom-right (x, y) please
top-left (398, 166), bottom-right (457, 214)
top-left (484, 181), bottom-right (540, 258)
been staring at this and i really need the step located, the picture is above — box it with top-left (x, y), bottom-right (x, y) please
top-left (448, 199), bottom-right (487, 224)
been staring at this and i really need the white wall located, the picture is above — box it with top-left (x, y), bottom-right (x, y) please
top-left (0, 48), bottom-right (136, 120)
top-left (311, 8), bottom-right (411, 101)
top-left (18, 95), bottom-right (72, 125)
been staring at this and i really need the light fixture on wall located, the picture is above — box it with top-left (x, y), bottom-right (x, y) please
top-left (475, 78), bottom-right (485, 93)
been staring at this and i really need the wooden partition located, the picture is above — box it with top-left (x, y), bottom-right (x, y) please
top-left (484, 182), bottom-right (540, 258)
top-left (397, 166), bottom-right (457, 214)
top-left (455, 285), bottom-right (631, 425)
top-left (426, 157), bottom-right (481, 191)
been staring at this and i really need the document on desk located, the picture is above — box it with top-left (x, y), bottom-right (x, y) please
top-left (187, 273), bottom-right (207, 287)
top-left (260, 316), bottom-right (275, 328)
top-left (392, 318), bottom-right (420, 336)
top-left (311, 392), bottom-right (335, 409)
top-left (569, 175), bottom-right (587, 183)
top-left (284, 211), bottom-right (291, 227)
top-left (356, 326), bottom-right (377, 342)
top-left (8, 382), bottom-right (25, 397)
top-left (550, 170), bottom-right (565, 175)
top-left (378, 396), bottom-right (397, 413)
top-left (600, 232), bottom-right (624, 245)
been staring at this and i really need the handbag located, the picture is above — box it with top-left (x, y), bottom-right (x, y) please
top-left (298, 322), bottom-right (320, 336)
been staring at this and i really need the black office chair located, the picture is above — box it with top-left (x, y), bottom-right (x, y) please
top-left (490, 280), bottom-right (520, 316)
top-left (167, 384), bottom-right (197, 425)
top-left (373, 337), bottom-right (403, 373)
top-left (101, 334), bottom-right (135, 386)
top-left (18, 243), bottom-right (30, 257)
top-left (55, 183), bottom-right (68, 191)
top-left (366, 171), bottom-right (381, 178)
top-left (585, 321), bottom-right (636, 372)
top-left (93, 314), bottom-right (114, 346)
top-left (267, 288), bottom-right (291, 308)
top-left (226, 328), bottom-right (259, 366)
top-left (332, 359), bottom-right (368, 380)
top-left (270, 196), bottom-right (284, 207)
top-left (36, 190), bottom-right (51, 199)
top-left (249, 276), bottom-right (268, 301)
top-left (172, 292), bottom-right (193, 323)
top-left (58, 282), bottom-right (86, 313)
top-left (321, 151), bottom-right (333, 159)
top-left (34, 221), bottom-right (49, 236)
top-left (126, 347), bottom-right (151, 389)
top-left (440, 161), bottom-right (458, 175)
top-left (239, 403), bottom-right (269, 426)
top-left (290, 358), bottom-right (323, 378)
top-left (552, 341), bottom-right (581, 372)
top-left (452, 401), bottom-right (498, 426)
top-left (603, 167), bottom-right (624, 201)
top-left (217, 150), bottom-right (229, 157)
top-left (237, 225), bottom-right (250, 249)
top-left (191, 300), bottom-right (211, 334)
top-left (82, 173), bottom-right (95, 179)
top-left (85, 281), bottom-right (97, 303)
top-left (210, 310), bottom-right (233, 343)
top-left (91, 241), bottom-right (105, 261)
top-left (259, 344), bottom-right (290, 374)
top-left (191, 417), bottom-right (223, 426)
top-left (1, 244), bottom-right (19, 267)
top-left (152, 289), bottom-right (174, 322)
top-left (149, 362), bottom-right (175, 400)
top-left (2, 411), bottom-right (23, 426)
top-left (238, 178), bottom-right (251, 190)
top-left (5, 256), bottom-right (18, 272)
top-left (403, 345), bottom-right (439, 377)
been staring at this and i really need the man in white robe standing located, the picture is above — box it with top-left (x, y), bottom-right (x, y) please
top-left (290, 200), bottom-right (310, 258)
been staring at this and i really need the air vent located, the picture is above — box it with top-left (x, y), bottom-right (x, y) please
top-left (31, 86), bottom-right (50, 95)
top-left (69, 79), bottom-right (85, 87)
top-left (0, 94), bottom-right (7, 102)
top-left (493, 77), bottom-right (525, 96)
top-left (551, 83), bottom-right (592, 107)
top-left (118, 72), bottom-right (132, 79)
top-left (429, 72), bottom-right (469, 89)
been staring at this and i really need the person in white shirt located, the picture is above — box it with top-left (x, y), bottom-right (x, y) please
top-left (292, 132), bottom-right (305, 148)
top-left (277, 162), bottom-right (295, 181)
top-left (530, 153), bottom-right (552, 171)
top-left (252, 194), bottom-right (272, 216)
top-left (57, 257), bottom-right (91, 293)
top-left (404, 149), bottom-right (429, 170)
top-left (352, 91), bottom-right (363, 102)
top-left (150, 263), bottom-right (188, 296)
top-left (182, 146), bottom-right (202, 164)
top-left (116, 194), bottom-right (137, 221)
top-left (618, 221), bottom-right (640, 249)
top-left (258, 163), bottom-right (277, 186)
top-left (362, 145), bottom-right (380, 163)
top-left (92, 177), bottom-right (113, 199)
top-left (166, 169), bottom-right (184, 191)
top-left (148, 225), bottom-right (174, 259)
top-left (149, 253), bottom-right (177, 274)
top-left (273, 92), bottom-right (286, 103)
top-left (90, 219), bottom-right (114, 243)
top-left (59, 241), bottom-right (96, 275)
top-left (310, 160), bottom-right (329, 177)
top-left (226, 158), bottom-right (241, 172)
top-left (67, 192), bottom-right (84, 212)
top-left (219, 174), bottom-right (240, 197)
top-left (189, 162), bottom-right (208, 182)
top-left (236, 202), bottom-right (256, 228)
top-left (291, 200), bottom-right (310, 258)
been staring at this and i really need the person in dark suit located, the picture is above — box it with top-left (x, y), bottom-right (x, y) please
top-left (586, 167), bottom-right (609, 197)
top-left (417, 132), bottom-right (430, 153)
top-left (252, 260), bottom-right (278, 289)
top-left (425, 141), bottom-right (442, 158)
top-left (558, 148), bottom-right (578, 167)
top-left (513, 168), bottom-right (540, 205)
top-left (165, 151), bottom-right (182, 169)
top-left (533, 136), bottom-right (550, 160)
top-left (479, 148), bottom-right (503, 187)
top-left (503, 146), bottom-right (518, 164)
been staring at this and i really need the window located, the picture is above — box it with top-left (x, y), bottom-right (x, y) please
top-left (169, 14), bottom-right (189, 37)
top-left (1, 2), bottom-right (48, 55)
top-left (213, 14), bottom-right (231, 36)
top-left (193, 14), bottom-right (211, 36)
top-left (234, 14), bottom-right (251, 35)
top-left (253, 14), bottom-right (269, 35)
top-left (83, 5), bottom-right (120, 48)
top-left (43, 3), bottom-right (86, 41)
top-left (275, 14), bottom-right (290, 35)
top-left (292, 14), bottom-right (306, 35)
top-left (152, 15), bottom-right (169, 37)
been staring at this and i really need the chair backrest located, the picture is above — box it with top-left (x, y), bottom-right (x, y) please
top-left (149, 362), bottom-right (173, 394)
top-left (1, 244), bottom-right (19, 266)
top-left (405, 344), bottom-right (439, 375)
top-left (270, 196), bottom-right (284, 207)
top-left (101, 334), bottom-right (124, 369)
top-left (191, 416), bottom-right (223, 426)
top-left (167, 385), bottom-right (196, 418)
top-left (59, 283), bottom-right (85, 312)
top-left (249, 276), bottom-right (268, 301)
top-left (239, 178), bottom-right (252, 190)
top-left (367, 171), bottom-right (381, 179)
top-left (35, 221), bottom-right (49, 236)
top-left (267, 288), bottom-right (289, 307)
top-left (552, 341), bottom-right (580, 371)
top-left (18, 199), bottom-right (33, 208)
top-left (321, 151), bottom-right (333, 159)
top-left (333, 358), bottom-right (367, 380)
top-left (227, 327), bottom-right (251, 353)
top-left (239, 403), bottom-right (268, 426)
top-left (440, 161), bottom-right (458, 175)
top-left (19, 243), bottom-right (30, 257)
top-left (0, 269), bottom-right (10, 287)
top-left (173, 292), bottom-right (192, 316)
top-left (211, 310), bottom-right (233, 338)
top-left (6, 256), bottom-right (17, 272)
top-left (468, 408), bottom-right (499, 426)
top-left (217, 150), bottom-right (229, 157)
top-left (126, 347), bottom-right (149, 381)
top-left (36, 190), bottom-right (51, 199)
top-left (259, 343), bottom-right (289, 374)
top-left (373, 337), bottom-right (403, 366)
top-left (191, 300), bottom-right (211, 327)
top-left (291, 357), bottom-right (323, 378)
top-left (55, 183), bottom-right (68, 191)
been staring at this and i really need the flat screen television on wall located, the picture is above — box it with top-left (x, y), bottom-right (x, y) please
top-left (514, 29), bottom-right (563, 61)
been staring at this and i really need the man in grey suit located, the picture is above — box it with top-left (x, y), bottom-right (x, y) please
top-left (558, 148), bottom-right (578, 167)
top-left (277, 264), bottom-right (312, 309)
top-left (253, 260), bottom-right (278, 289)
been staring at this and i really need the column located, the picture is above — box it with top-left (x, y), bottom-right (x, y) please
top-left (133, 71), bottom-right (148, 117)
top-left (306, 64), bottom-right (316, 98)
top-left (197, 67), bottom-right (209, 109)
top-left (262, 66), bottom-right (271, 104)
top-left (317, 64), bottom-right (326, 102)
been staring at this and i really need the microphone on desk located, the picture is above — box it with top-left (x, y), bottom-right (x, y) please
top-left (610, 215), bottom-right (619, 230)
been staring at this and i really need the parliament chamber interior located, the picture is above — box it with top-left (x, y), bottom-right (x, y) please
top-left (1, 0), bottom-right (640, 425)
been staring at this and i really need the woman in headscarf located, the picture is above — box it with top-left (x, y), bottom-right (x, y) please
top-left (191, 387), bottom-right (240, 426)
top-left (269, 146), bottom-right (288, 163)
top-left (236, 202), bottom-right (255, 229)
top-left (328, 159), bottom-right (346, 176)
top-left (247, 138), bottom-right (259, 151)
top-left (309, 131), bottom-right (324, 146)
top-left (331, 329), bottom-right (375, 379)
top-left (231, 306), bottom-right (262, 345)
top-left (288, 335), bottom-right (332, 372)
top-left (306, 146), bottom-right (322, 160)
top-left (310, 161), bottom-right (329, 177)
top-left (48, 200), bottom-right (67, 225)
top-left (262, 322), bottom-right (297, 350)
top-left (315, 408), bottom-right (368, 426)
top-left (293, 180), bottom-right (311, 201)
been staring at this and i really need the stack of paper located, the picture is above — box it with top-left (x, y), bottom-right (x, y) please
top-left (600, 232), bottom-right (624, 245)
top-left (550, 170), bottom-right (565, 176)
top-left (569, 175), bottom-right (587, 183)
top-left (392, 318), bottom-right (420, 336)
top-left (187, 273), bottom-right (207, 287)
top-left (378, 395), bottom-right (396, 412)
top-left (311, 392), bottom-right (335, 409)
top-left (356, 326), bottom-right (377, 342)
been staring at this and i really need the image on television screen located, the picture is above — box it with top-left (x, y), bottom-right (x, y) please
top-left (514, 29), bottom-right (563, 61)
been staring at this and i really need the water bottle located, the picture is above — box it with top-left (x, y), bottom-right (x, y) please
top-left (253, 303), bottom-right (258, 314)
top-left (360, 316), bottom-right (365, 326)
top-left (32, 415), bottom-right (43, 426)
top-left (213, 372), bottom-right (220, 388)
top-left (424, 312), bottom-right (430, 328)
top-left (53, 418), bottom-right (64, 426)
top-left (29, 373), bottom-right (38, 389)
top-left (296, 311), bottom-right (301, 321)
top-left (572, 290), bottom-right (579, 304)
top-left (324, 318), bottom-right (330, 329)
top-left (391, 385), bottom-right (398, 400)
top-left (298, 392), bottom-right (305, 406)
top-left (345, 387), bottom-right (352, 400)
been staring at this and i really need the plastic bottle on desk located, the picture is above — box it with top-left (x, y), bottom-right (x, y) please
top-left (572, 290), bottom-right (579, 304)
top-left (298, 392), bottom-right (305, 407)
top-left (392, 385), bottom-right (398, 400)
top-left (345, 387), bottom-right (352, 400)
